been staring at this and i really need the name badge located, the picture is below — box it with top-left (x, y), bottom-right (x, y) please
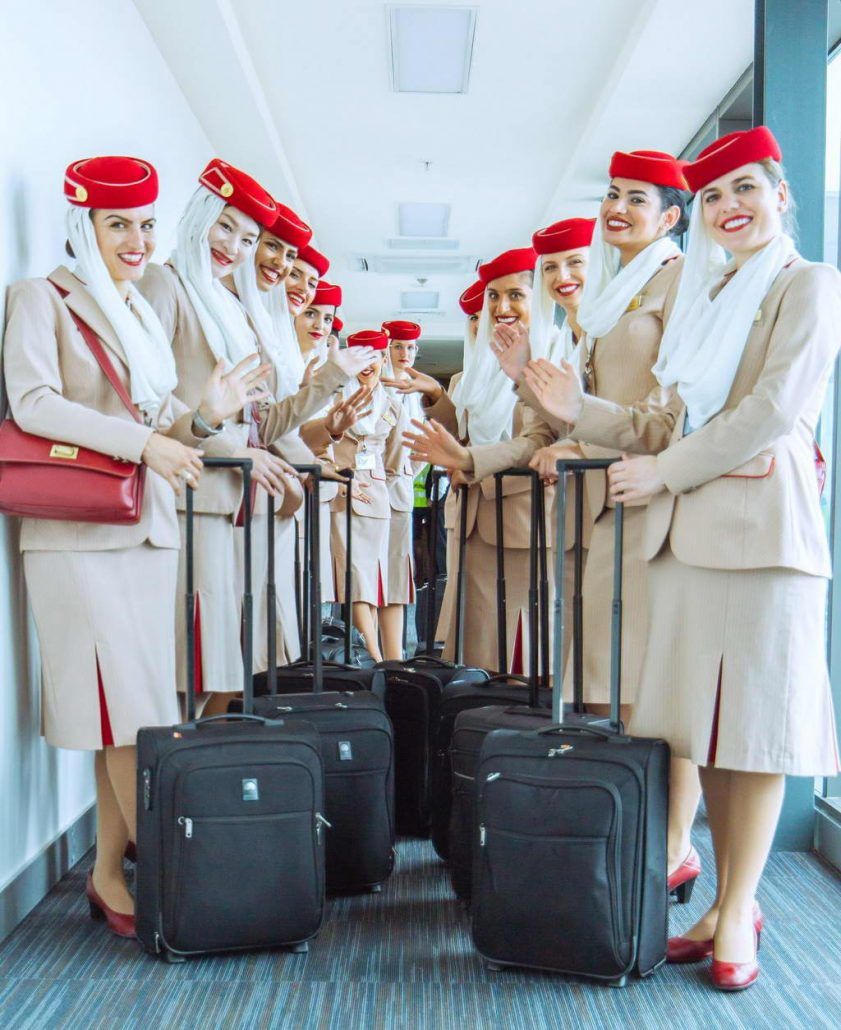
top-left (382, 410), bottom-right (397, 427)
top-left (355, 451), bottom-right (376, 471)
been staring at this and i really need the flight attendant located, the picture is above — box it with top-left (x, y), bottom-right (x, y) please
top-left (379, 320), bottom-right (423, 658)
top-left (294, 281), bottom-right (373, 606)
top-left (2, 156), bottom-right (266, 936)
top-left (285, 244), bottom-right (328, 318)
top-left (139, 160), bottom-right (371, 713)
top-left (515, 154), bottom-right (700, 888)
top-left (325, 330), bottom-right (410, 661)
top-left (405, 249), bottom-right (557, 673)
top-left (586, 127), bottom-right (840, 990)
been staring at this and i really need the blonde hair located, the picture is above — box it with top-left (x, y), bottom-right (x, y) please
top-left (757, 158), bottom-right (798, 238)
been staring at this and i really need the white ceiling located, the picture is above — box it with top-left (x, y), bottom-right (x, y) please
top-left (134, 0), bottom-right (753, 372)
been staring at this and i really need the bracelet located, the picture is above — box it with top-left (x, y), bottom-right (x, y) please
top-left (192, 408), bottom-right (224, 437)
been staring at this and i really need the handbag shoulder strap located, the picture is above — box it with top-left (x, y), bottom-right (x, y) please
top-left (50, 281), bottom-right (143, 425)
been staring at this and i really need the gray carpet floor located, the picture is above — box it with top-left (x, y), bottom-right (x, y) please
top-left (1, 811), bottom-right (840, 1029)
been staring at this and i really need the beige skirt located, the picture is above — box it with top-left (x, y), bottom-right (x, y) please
top-left (331, 511), bottom-right (389, 606)
top-left (631, 547), bottom-right (841, 775)
top-left (24, 545), bottom-right (179, 750)
top-left (175, 513), bottom-right (243, 697)
top-left (386, 508), bottom-right (415, 605)
top-left (563, 506), bottom-right (647, 705)
top-left (439, 530), bottom-right (554, 674)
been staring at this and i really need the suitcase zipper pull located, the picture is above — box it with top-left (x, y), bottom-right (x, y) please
top-left (142, 768), bottom-right (152, 810)
top-left (178, 816), bottom-right (193, 839)
top-left (486, 772), bottom-right (501, 781)
top-left (479, 824), bottom-right (486, 846)
top-left (315, 812), bottom-right (332, 842)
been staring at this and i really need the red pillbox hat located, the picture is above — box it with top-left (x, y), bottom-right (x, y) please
top-left (313, 281), bottom-right (342, 307)
top-left (459, 280), bottom-right (485, 316)
top-left (269, 202), bottom-right (313, 249)
top-left (532, 217), bottom-right (596, 255)
top-left (198, 158), bottom-right (277, 229)
top-left (382, 320), bottom-right (421, 342)
top-left (478, 247), bottom-right (537, 285)
top-left (347, 329), bottom-right (389, 351)
top-left (683, 126), bottom-right (782, 193)
top-left (64, 156), bottom-right (158, 208)
top-left (297, 245), bottom-right (330, 278)
top-left (608, 150), bottom-right (688, 191)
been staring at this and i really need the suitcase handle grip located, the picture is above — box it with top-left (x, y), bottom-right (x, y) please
top-left (180, 713), bottom-right (272, 730)
top-left (537, 722), bottom-right (628, 740)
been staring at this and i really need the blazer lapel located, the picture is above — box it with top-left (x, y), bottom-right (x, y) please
top-left (48, 266), bottom-right (130, 370)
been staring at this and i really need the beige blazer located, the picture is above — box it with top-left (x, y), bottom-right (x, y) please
top-left (1, 267), bottom-right (218, 552)
top-left (424, 374), bottom-right (554, 549)
top-left (138, 262), bottom-right (346, 515)
top-left (327, 396), bottom-right (410, 518)
top-left (516, 255), bottom-right (684, 527)
top-left (643, 257), bottom-right (841, 577)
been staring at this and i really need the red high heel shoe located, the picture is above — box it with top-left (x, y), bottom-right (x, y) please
top-left (667, 904), bottom-right (763, 964)
top-left (711, 928), bottom-right (760, 991)
top-left (85, 872), bottom-right (136, 939)
top-left (667, 845), bottom-right (702, 903)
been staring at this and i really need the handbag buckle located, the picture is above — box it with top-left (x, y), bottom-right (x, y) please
top-left (49, 444), bottom-right (79, 460)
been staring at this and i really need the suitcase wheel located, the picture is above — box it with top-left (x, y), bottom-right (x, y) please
top-left (369, 884), bottom-right (383, 893)
top-left (484, 961), bottom-right (504, 973)
top-left (290, 941), bottom-right (309, 954)
top-left (608, 975), bottom-right (628, 989)
top-left (162, 949), bottom-right (186, 965)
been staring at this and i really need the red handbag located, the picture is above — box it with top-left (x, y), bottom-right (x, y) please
top-left (0, 289), bottom-right (146, 524)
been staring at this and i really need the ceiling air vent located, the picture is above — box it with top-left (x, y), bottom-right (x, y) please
top-left (387, 238), bottom-right (460, 251)
top-left (398, 309), bottom-right (448, 319)
top-left (349, 255), bottom-right (480, 275)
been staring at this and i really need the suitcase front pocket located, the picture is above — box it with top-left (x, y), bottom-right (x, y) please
top-left (166, 809), bottom-right (323, 953)
top-left (473, 775), bottom-right (628, 976)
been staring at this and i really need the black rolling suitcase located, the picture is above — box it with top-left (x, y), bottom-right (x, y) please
top-left (136, 458), bottom-right (327, 961)
top-left (429, 469), bottom-right (556, 863)
top-left (447, 464), bottom-right (612, 896)
top-left (253, 467), bottom-right (383, 698)
top-left (379, 480), bottom-right (491, 836)
top-left (469, 458), bottom-right (670, 985)
top-left (246, 467), bottom-right (395, 894)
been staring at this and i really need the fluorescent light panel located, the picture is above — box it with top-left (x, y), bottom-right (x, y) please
top-left (389, 5), bottom-right (477, 94)
top-left (401, 290), bottom-right (439, 309)
top-left (398, 202), bottom-right (450, 237)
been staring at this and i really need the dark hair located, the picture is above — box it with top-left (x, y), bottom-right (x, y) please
top-left (64, 209), bottom-right (95, 259)
top-left (655, 186), bottom-right (689, 236)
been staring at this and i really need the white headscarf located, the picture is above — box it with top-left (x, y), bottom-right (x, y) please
top-left (384, 346), bottom-right (425, 425)
top-left (653, 199), bottom-right (794, 432)
top-left (344, 362), bottom-right (389, 437)
top-left (170, 187), bottom-right (257, 367)
top-left (235, 252), bottom-right (302, 401)
top-left (451, 301), bottom-right (518, 446)
top-left (577, 217), bottom-right (679, 340)
top-left (530, 257), bottom-right (577, 365)
top-left (66, 207), bottom-right (177, 415)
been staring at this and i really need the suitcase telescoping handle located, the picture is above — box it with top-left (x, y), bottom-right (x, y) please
top-left (185, 457), bottom-right (254, 722)
top-left (553, 458), bottom-right (624, 732)
top-left (423, 468), bottom-right (446, 655)
top-left (340, 466), bottom-right (355, 666)
top-left (292, 465), bottom-right (324, 692)
top-left (453, 483), bottom-right (469, 665)
top-left (492, 468), bottom-right (547, 709)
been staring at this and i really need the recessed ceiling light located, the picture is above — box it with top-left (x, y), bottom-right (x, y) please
top-left (388, 5), bottom-right (478, 94)
top-left (398, 202), bottom-right (450, 237)
top-left (401, 290), bottom-right (439, 309)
